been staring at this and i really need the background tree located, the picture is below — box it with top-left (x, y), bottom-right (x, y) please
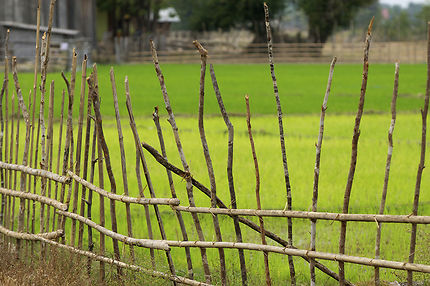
top-left (169, 0), bottom-right (287, 42)
top-left (295, 0), bottom-right (376, 43)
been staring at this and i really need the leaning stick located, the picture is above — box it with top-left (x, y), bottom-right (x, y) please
top-left (310, 57), bottom-right (336, 286)
top-left (375, 62), bottom-right (399, 285)
top-left (153, 106), bottom-right (194, 279)
top-left (150, 40), bottom-right (211, 283)
top-left (142, 141), bottom-right (353, 285)
top-left (88, 75), bottom-right (122, 272)
top-left (209, 63), bottom-right (247, 285)
top-left (12, 57), bottom-right (32, 257)
top-left (110, 68), bottom-right (135, 262)
top-left (71, 55), bottom-right (88, 248)
top-left (407, 22), bottom-right (430, 286)
top-left (51, 89), bottom-right (64, 231)
top-left (194, 40), bottom-right (227, 285)
top-left (263, 4), bottom-right (295, 283)
top-left (339, 17), bottom-right (374, 286)
top-left (124, 77), bottom-right (177, 281)
top-left (245, 95), bottom-right (271, 285)
top-left (45, 79), bottom-right (55, 232)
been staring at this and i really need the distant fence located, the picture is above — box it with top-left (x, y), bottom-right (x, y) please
top-left (1, 2), bottom-right (430, 286)
top-left (126, 41), bottom-right (427, 64)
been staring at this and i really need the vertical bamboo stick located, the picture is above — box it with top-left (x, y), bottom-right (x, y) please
top-left (51, 89), bottom-right (65, 231)
top-left (71, 55), bottom-right (88, 248)
top-left (338, 18), bottom-right (374, 286)
top-left (87, 123), bottom-right (97, 274)
top-left (45, 80), bottom-right (55, 233)
top-left (4, 29), bottom-right (9, 206)
top-left (110, 68), bottom-right (135, 262)
top-left (407, 22), bottom-right (430, 286)
top-left (245, 95), bottom-right (271, 286)
top-left (1, 30), bottom-right (10, 227)
top-left (374, 62), bottom-right (399, 286)
top-left (88, 75), bottom-right (121, 274)
top-left (263, 4), bottom-right (296, 284)
top-left (38, 77), bottom-right (49, 234)
top-left (150, 40), bottom-right (211, 283)
top-left (124, 77), bottom-right (177, 282)
top-left (152, 106), bottom-right (194, 279)
top-left (89, 65), bottom-right (106, 281)
top-left (78, 59), bottom-right (93, 250)
top-left (12, 57), bottom-right (31, 258)
top-left (310, 57), bottom-right (337, 286)
top-left (209, 64), bottom-right (247, 285)
top-left (193, 40), bottom-right (227, 285)
top-left (8, 93), bottom-right (16, 231)
top-left (0, 80), bottom-right (6, 226)
top-left (57, 50), bottom-right (77, 233)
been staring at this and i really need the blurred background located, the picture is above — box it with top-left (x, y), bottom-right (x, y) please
top-left (1, 0), bottom-right (430, 68)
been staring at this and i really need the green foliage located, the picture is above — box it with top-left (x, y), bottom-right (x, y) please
top-left (296, 0), bottom-right (376, 43)
top-left (169, 0), bottom-right (286, 41)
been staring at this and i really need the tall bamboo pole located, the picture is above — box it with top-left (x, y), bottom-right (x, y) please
top-left (71, 55), bottom-right (88, 248)
top-left (51, 89), bottom-right (65, 231)
top-left (45, 80), bottom-right (55, 232)
top-left (263, 4), bottom-right (295, 283)
top-left (209, 63), bottom-right (247, 285)
top-left (338, 18), bottom-right (374, 286)
top-left (12, 57), bottom-right (31, 258)
top-left (310, 57), bottom-right (336, 286)
top-left (88, 75), bottom-right (122, 274)
top-left (407, 22), bottom-right (430, 286)
top-left (374, 62), bottom-right (399, 286)
top-left (194, 41), bottom-right (227, 285)
top-left (245, 95), bottom-right (271, 286)
top-left (150, 40), bottom-right (211, 283)
top-left (110, 68), bottom-right (135, 262)
top-left (4, 30), bottom-right (10, 214)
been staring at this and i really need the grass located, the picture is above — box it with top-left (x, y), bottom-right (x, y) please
top-left (3, 62), bottom-right (430, 284)
top-left (10, 62), bottom-right (427, 117)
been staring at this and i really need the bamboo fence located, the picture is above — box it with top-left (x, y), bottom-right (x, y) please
top-left (0, 2), bottom-right (430, 286)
